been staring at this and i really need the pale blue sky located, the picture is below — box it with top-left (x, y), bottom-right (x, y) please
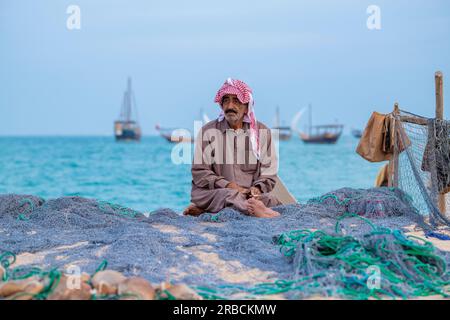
top-left (1, 0), bottom-right (449, 135)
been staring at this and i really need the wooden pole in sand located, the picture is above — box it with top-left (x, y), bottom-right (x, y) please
top-left (435, 71), bottom-right (446, 216)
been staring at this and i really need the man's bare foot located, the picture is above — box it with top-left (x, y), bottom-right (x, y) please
top-left (246, 198), bottom-right (280, 218)
top-left (183, 204), bottom-right (205, 217)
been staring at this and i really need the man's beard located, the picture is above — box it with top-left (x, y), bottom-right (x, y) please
top-left (225, 112), bottom-right (240, 122)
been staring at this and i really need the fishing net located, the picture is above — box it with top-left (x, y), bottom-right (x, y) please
top-left (308, 187), bottom-right (421, 218)
top-left (1, 188), bottom-right (449, 299)
top-left (276, 214), bottom-right (449, 299)
top-left (397, 110), bottom-right (450, 227)
top-left (198, 214), bottom-right (450, 300)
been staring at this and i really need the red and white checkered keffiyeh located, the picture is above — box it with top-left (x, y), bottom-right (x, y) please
top-left (214, 78), bottom-right (260, 159)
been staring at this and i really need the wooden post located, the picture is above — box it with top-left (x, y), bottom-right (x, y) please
top-left (389, 103), bottom-right (400, 188)
top-left (436, 71), bottom-right (444, 119)
top-left (435, 71), bottom-right (446, 216)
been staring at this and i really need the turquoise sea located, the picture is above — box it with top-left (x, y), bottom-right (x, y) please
top-left (0, 136), bottom-right (382, 213)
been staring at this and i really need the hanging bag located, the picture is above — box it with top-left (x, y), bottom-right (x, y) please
top-left (356, 112), bottom-right (391, 162)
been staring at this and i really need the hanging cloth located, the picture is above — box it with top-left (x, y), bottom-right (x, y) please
top-left (356, 112), bottom-right (410, 162)
top-left (421, 119), bottom-right (450, 194)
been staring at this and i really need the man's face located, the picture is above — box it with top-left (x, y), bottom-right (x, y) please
top-left (221, 94), bottom-right (248, 124)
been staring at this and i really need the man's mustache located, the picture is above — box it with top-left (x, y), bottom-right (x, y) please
top-left (225, 109), bottom-right (238, 114)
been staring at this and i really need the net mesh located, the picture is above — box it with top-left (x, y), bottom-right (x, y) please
top-left (397, 110), bottom-right (450, 227)
top-left (1, 189), bottom-right (449, 300)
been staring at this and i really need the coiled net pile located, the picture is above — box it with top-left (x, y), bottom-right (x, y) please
top-left (0, 187), bottom-right (449, 299)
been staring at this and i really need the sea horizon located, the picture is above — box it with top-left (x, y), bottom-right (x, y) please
top-left (0, 135), bottom-right (381, 213)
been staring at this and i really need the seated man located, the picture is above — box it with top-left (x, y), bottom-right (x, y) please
top-left (183, 78), bottom-right (281, 218)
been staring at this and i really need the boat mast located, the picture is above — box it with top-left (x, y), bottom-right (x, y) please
top-left (275, 106), bottom-right (280, 128)
top-left (125, 77), bottom-right (132, 122)
top-left (308, 103), bottom-right (312, 136)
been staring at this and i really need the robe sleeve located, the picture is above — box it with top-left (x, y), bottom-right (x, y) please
top-left (191, 130), bottom-right (229, 190)
top-left (252, 126), bottom-right (277, 193)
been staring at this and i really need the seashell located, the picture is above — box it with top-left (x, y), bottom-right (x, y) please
top-left (47, 275), bottom-right (92, 300)
top-left (0, 277), bottom-right (43, 300)
top-left (91, 270), bottom-right (126, 295)
top-left (160, 283), bottom-right (203, 300)
top-left (9, 281), bottom-right (44, 300)
top-left (118, 277), bottom-right (155, 300)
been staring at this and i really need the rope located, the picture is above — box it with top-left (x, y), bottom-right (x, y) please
top-left (0, 251), bottom-right (16, 281)
top-left (276, 216), bottom-right (449, 299)
top-left (195, 214), bottom-right (450, 300)
top-left (425, 231), bottom-right (450, 241)
top-left (97, 200), bottom-right (140, 218)
top-left (17, 198), bottom-right (36, 221)
top-left (308, 193), bottom-right (355, 206)
top-left (94, 259), bottom-right (108, 274)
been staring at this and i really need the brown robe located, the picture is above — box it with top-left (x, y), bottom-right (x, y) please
top-left (190, 119), bottom-right (281, 214)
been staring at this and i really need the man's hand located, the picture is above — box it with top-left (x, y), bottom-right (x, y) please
top-left (226, 182), bottom-right (250, 195)
top-left (249, 186), bottom-right (262, 198)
